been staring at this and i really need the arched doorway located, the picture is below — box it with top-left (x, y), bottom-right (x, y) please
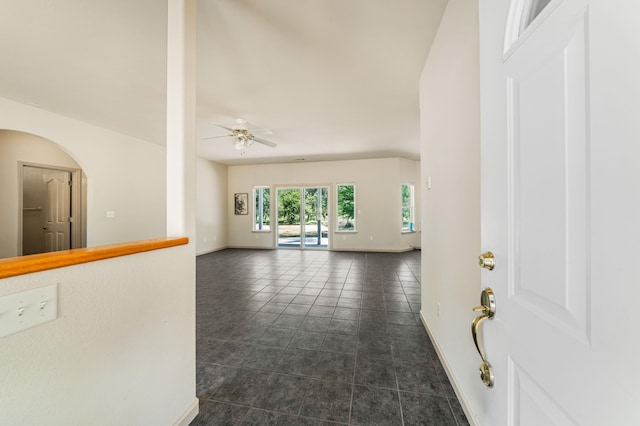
top-left (0, 130), bottom-right (86, 258)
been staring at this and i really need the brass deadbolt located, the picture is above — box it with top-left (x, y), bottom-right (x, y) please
top-left (478, 252), bottom-right (495, 270)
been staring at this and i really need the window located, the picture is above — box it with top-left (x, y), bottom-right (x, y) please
top-left (525, 0), bottom-right (552, 28)
top-left (401, 183), bottom-right (414, 232)
top-left (253, 186), bottom-right (270, 231)
top-left (336, 184), bottom-right (356, 231)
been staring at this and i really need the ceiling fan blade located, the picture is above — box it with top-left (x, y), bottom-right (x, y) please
top-left (212, 123), bottom-right (234, 132)
top-left (201, 134), bottom-right (231, 140)
top-left (252, 136), bottom-right (278, 148)
top-left (249, 128), bottom-right (274, 136)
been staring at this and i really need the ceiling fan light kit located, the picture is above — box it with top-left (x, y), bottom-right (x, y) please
top-left (202, 117), bottom-right (277, 155)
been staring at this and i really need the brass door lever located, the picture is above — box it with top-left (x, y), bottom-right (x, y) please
top-left (472, 287), bottom-right (496, 388)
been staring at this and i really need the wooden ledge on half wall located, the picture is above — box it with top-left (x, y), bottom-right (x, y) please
top-left (0, 237), bottom-right (189, 280)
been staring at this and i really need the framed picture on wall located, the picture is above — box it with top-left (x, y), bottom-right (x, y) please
top-left (234, 193), bottom-right (248, 215)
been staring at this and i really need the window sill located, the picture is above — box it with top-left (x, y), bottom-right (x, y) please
top-left (334, 230), bottom-right (357, 234)
top-left (252, 230), bottom-right (272, 233)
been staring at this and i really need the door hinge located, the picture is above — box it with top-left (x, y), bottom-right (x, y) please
top-left (69, 217), bottom-right (74, 223)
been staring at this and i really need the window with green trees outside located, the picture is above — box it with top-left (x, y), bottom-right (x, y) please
top-left (402, 183), bottom-right (414, 232)
top-left (336, 184), bottom-right (356, 231)
top-left (254, 186), bottom-right (270, 231)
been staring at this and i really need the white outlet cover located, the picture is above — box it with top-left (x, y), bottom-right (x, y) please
top-left (0, 283), bottom-right (58, 338)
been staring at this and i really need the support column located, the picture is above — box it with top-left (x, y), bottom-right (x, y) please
top-left (166, 0), bottom-right (196, 240)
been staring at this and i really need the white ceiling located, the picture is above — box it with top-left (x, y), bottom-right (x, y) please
top-left (0, 0), bottom-right (447, 166)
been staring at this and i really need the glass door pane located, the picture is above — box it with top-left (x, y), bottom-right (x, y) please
top-left (303, 187), bottom-right (328, 249)
top-left (277, 188), bottom-right (301, 247)
top-left (277, 186), bottom-right (329, 249)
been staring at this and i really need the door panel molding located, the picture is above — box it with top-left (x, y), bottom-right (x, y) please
top-left (19, 162), bottom-right (86, 256)
top-left (505, 7), bottom-right (590, 344)
top-left (508, 356), bottom-right (578, 425)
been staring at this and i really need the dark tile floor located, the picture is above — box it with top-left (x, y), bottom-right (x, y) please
top-left (192, 249), bottom-right (469, 426)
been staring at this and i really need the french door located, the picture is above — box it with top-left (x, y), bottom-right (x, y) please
top-left (277, 187), bottom-right (328, 249)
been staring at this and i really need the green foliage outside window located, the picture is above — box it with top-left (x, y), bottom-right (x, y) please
top-left (254, 187), bottom-right (270, 231)
top-left (304, 188), bottom-right (328, 223)
top-left (337, 184), bottom-right (356, 231)
top-left (402, 183), bottom-right (414, 232)
top-left (278, 189), bottom-right (301, 225)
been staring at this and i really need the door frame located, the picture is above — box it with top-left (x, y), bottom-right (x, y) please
top-left (275, 185), bottom-right (330, 250)
top-left (18, 161), bottom-right (86, 255)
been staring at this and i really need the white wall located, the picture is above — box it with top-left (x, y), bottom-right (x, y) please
top-left (0, 131), bottom-right (82, 257)
top-left (227, 158), bottom-right (420, 251)
top-left (0, 97), bottom-right (195, 425)
top-left (0, 244), bottom-right (195, 425)
top-left (196, 157), bottom-right (228, 254)
top-left (419, 0), bottom-right (482, 424)
top-left (0, 97), bottom-right (166, 251)
top-left (0, 1), bottom-right (197, 424)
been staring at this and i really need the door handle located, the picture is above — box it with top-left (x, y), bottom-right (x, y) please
top-left (472, 287), bottom-right (495, 388)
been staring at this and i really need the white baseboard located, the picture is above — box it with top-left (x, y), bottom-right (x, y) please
top-left (226, 245), bottom-right (274, 250)
top-left (198, 245), bottom-right (418, 254)
top-left (419, 311), bottom-right (479, 426)
top-left (196, 246), bottom-right (227, 256)
top-left (331, 247), bottom-right (417, 253)
top-left (173, 398), bottom-right (199, 426)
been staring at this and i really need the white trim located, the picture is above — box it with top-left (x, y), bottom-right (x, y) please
top-left (331, 247), bottom-right (416, 253)
top-left (335, 183), bottom-right (357, 232)
top-left (18, 161), bottom-right (86, 255)
top-left (226, 245), bottom-right (274, 250)
top-left (196, 246), bottom-right (226, 256)
top-left (274, 185), bottom-right (330, 250)
top-left (221, 245), bottom-right (417, 253)
top-left (504, 0), bottom-right (563, 58)
top-left (419, 311), bottom-right (479, 426)
top-left (173, 398), bottom-right (199, 426)
top-left (252, 185), bottom-right (272, 232)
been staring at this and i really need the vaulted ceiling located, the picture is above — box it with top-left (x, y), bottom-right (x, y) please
top-left (0, 0), bottom-right (447, 165)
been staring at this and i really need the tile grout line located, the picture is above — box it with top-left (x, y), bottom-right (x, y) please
top-left (196, 250), bottom-right (465, 425)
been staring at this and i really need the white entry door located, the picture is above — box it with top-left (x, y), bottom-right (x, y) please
top-left (479, 0), bottom-right (640, 425)
top-left (42, 170), bottom-right (71, 252)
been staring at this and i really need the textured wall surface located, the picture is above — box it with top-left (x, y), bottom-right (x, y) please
top-left (0, 244), bottom-right (196, 425)
top-left (0, 97), bottom-right (166, 252)
top-left (419, 0), bottom-right (481, 423)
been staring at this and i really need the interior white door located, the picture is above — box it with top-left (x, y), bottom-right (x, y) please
top-left (42, 170), bottom-right (71, 253)
top-left (479, 0), bottom-right (640, 425)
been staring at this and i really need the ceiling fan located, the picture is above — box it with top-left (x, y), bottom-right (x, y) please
top-left (202, 118), bottom-right (277, 154)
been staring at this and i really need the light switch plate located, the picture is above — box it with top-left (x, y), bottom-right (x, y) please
top-left (0, 283), bottom-right (58, 338)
